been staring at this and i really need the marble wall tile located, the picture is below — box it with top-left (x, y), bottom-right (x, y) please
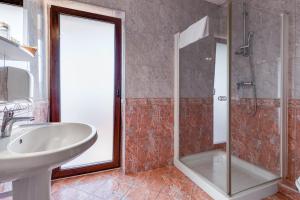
top-left (260, 0), bottom-right (300, 190)
top-left (33, 100), bottom-right (49, 123)
top-left (228, 0), bottom-right (297, 184)
top-left (74, 0), bottom-right (220, 98)
top-left (10, 0), bottom-right (300, 189)
top-left (231, 99), bottom-right (281, 174)
top-left (179, 37), bottom-right (215, 98)
top-left (125, 32), bottom-right (174, 98)
top-left (291, 58), bottom-right (300, 98)
top-left (246, 0), bottom-right (296, 15)
top-left (287, 99), bottom-right (300, 182)
top-left (125, 98), bottom-right (173, 174)
top-left (179, 98), bottom-right (225, 157)
top-left (72, 0), bottom-right (224, 174)
top-left (255, 60), bottom-right (280, 98)
top-left (178, 97), bottom-right (281, 174)
top-left (231, 0), bottom-right (283, 99)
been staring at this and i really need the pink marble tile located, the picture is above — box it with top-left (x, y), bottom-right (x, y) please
top-left (33, 100), bottom-right (49, 123)
top-left (286, 99), bottom-right (300, 183)
top-left (231, 98), bottom-right (280, 174)
top-left (50, 167), bottom-right (213, 200)
top-left (264, 193), bottom-right (293, 200)
top-left (125, 98), bottom-right (174, 174)
top-left (179, 98), bottom-right (225, 157)
top-left (123, 186), bottom-right (159, 200)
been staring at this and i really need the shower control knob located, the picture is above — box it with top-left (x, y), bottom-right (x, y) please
top-left (217, 96), bottom-right (228, 101)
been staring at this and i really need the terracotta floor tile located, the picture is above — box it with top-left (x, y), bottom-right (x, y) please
top-left (93, 179), bottom-right (132, 199)
top-left (160, 176), bottom-right (195, 198)
top-left (156, 192), bottom-right (191, 200)
top-left (263, 193), bottom-right (292, 200)
top-left (52, 167), bottom-right (210, 200)
top-left (85, 196), bottom-right (103, 200)
top-left (191, 186), bottom-right (212, 200)
top-left (51, 176), bottom-right (83, 193)
top-left (132, 172), bottom-right (169, 191)
top-left (111, 170), bottom-right (141, 185)
top-left (72, 178), bottom-right (107, 194)
top-left (51, 187), bottom-right (92, 200)
top-left (79, 170), bottom-right (119, 183)
top-left (51, 181), bottom-right (67, 194)
top-left (122, 186), bottom-right (159, 200)
top-left (2, 166), bottom-right (292, 200)
top-left (278, 184), bottom-right (300, 200)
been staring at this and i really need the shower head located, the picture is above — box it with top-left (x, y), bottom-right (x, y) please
top-left (235, 32), bottom-right (254, 56)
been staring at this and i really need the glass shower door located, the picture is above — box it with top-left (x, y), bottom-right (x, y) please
top-left (176, 15), bottom-right (229, 195)
top-left (230, 0), bottom-right (286, 194)
top-left (175, 0), bottom-right (287, 198)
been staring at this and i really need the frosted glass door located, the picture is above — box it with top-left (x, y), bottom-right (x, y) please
top-left (213, 42), bottom-right (228, 144)
top-left (59, 14), bottom-right (115, 169)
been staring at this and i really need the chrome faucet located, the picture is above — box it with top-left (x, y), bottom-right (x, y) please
top-left (1, 110), bottom-right (35, 138)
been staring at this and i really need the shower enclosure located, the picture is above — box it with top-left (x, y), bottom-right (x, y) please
top-left (174, 1), bottom-right (289, 199)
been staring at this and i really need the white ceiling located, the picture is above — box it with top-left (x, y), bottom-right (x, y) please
top-left (204, 0), bottom-right (226, 5)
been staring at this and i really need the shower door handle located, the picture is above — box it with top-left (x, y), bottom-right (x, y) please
top-left (217, 96), bottom-right (228, 101)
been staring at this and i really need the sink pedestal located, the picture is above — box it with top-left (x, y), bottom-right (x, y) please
top-left (12, 169), bottom-right (51, 200)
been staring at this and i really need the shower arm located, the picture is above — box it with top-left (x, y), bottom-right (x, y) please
top-left (239, 32), bottom-right (254, 50)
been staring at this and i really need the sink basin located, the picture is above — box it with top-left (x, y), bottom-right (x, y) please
top-left (8, 123), bottom-right (95, 154)
top-left (0, 122), bottom-right (97, 200)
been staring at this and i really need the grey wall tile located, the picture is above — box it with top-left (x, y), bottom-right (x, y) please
top-left (17, 0), bottom-right (300, 100)
top-left (179, 36), bottom-right (215, 98)
top-left (73, 0), bottom-right (220, 98)
top-left (291, 57), bottom-right (300, 98)
top-left (231, 0), bottom-right (294, 99)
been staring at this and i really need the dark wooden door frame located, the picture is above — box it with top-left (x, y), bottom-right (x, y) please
top-left (50, 5), bottom-right (122, 179)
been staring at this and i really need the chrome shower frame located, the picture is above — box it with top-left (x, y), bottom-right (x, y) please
top-left (173, 0), bottom-right (289, 198)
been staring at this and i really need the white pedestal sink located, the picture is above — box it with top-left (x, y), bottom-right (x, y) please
top-left (0, 123), bottom-right (97, 200)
